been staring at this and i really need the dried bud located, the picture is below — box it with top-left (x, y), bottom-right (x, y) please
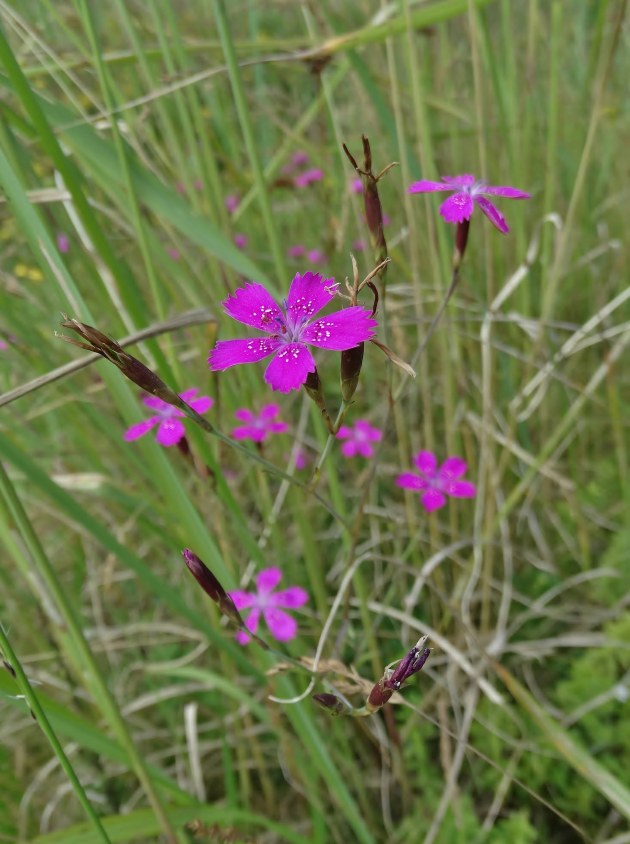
top-left (312, 693), bottom-right (347, 716)
top-left (365, 637), bottom-right (431, 713)
top-left (366, 679), bottom-right (394, 713)
top-left (340, 342), bottom-right (364, 402)
top-left (453, 219), bottom-right (470, 271)
top-left (58, 317), bottom-right (177, 403)
top-left (182, 549), bottom-right (244, 629)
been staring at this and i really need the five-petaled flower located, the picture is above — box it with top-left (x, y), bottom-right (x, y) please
top-left (294, 168), bottom-right (324, 188)
top-left (408, 174), bottom-right (530, 234)
top-left (208, 271), bottom-right (378, 393)
top-left (231, 403), bottom-right (288, 443)
top-left (336, 419), bottom-right (383, 459)
top-left (396, 451), bottom-right (476, 512)
top-left (124, 388), bottom-right (213, 447)
top-left (229, 568), bottom-right (308, 645)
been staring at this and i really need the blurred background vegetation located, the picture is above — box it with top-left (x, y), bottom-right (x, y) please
top-left (1, 1), bottom-right (629, 842)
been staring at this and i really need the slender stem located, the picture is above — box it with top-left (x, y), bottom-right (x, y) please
top-left (0, 463), bottom-right (179, 844)
top-left (308, 401), bottom-right (348, 489)
top-left (0, 626), bottom-right (113, 844)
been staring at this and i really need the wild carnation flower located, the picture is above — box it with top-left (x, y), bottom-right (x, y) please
top-left (225, 194), bottom-right (240, 214)
top-left (336, 419), bottom-right (383, 458)
top-left (294, 168), bottom-right (324, 188)
top-left (234, 233), bottom-right (248, 250)
top-left (231, 403), bottom-right (288, 442)
top-left (350, 177), bottom-right (363, 194)
top-left (57, 233), bottom-right (70, 254)
top-left (287, 244), bottom-right (306, 258)
top-left (306, 248), bottom-right (327, 265)
top-left (208, 271), bottom-right (377, 393)
top-left (124, 388), bottom-right (213, 447)
top-left (229, 568), bottom-right (308, 645)
top-left (396, 451), bottom-right (476, 512)
top-left (408, 174), bottom-right (530, 234)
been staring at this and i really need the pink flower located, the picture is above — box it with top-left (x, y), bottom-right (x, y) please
top-left (350, 177), bottom-right (363, 194)
top-left (294, 168), bottom-right (324, 188)
top-left (225, 194), bottom-right (240, 214)
top-left (167, 247), bottom-right (180, 260)
top-left (208, 271), bottom-right (378, 393)
top-left (0, 337), bottom-right (8, 351)
top-left (194, 179), bottom-right (203, 191)
top-left (396, 451), bottom-right (476, 512)
top-left (234, 233), bottom-right (248, 250)
top-left (287, 244), bottom-right (306, 258)
top-left (57, 233), bottom-right (70, 254)
top-left (306, 248), bottom-right (327, 265)
top-left (352, 239), bottom-right (366, 252)
top-left (231, 403), bottom-right (288, 442)
top-left (229, 568), bottom-right (308, 644)
top-left (408, 174), bottom-right (530, 234)
top-left (336, 419), bottom-right (383, 458)
top-left (282, 151), bottom-right (309, 174)
top-left (124, 388), bottom-right (213, 447)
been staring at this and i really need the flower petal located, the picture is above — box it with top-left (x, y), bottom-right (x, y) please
top-left (244, 608), bottom-right (261, 635)
top-left (124, 417), bottom-right (159, 441)
top-left (234, 408), bottom-right (255, 423)
top-left (408, 180), bottom-right (452, 193)
top-left (475, 196), bottom-right (509, 233)
top-left (267, 422), bottom-right (288, 435)
top-left (336, 425), bottom-right (352, 440)
top-left (482, 185), bottom-right (530, 199)
top-left (301, 308), bottom-right (377, 350)
top-left (285, 272), bottom-right (337, 323)
top-left (156, 418), bottom-right (186, 446)
top-left (341, 441), bottom-right (358, 458)
top-left (222, 282), bottom-right (284, 331)
top-left (357, 442), bottom-right (375, 458)
top-left (396, 472), bottom-right (427, 491)
top-left (235, 630), bottom-right (251, 645)
top-left (421, 489), bottom-right (447, 512)
top-left (143, 395), bottom-right (169, 411)
top-left (178, 388), bottom-right (198, 403)
top-left (189, 396), bottom-right (213, 414)
top-left (413, 451), bottom-right (438, 477)
top-left (208, 337), bottom-right (280, 370)
top-left (442, 174), bottom-right (476, 188)
top-left (264, 343), bottom-right (316, 392)
top-left (260, 403), bottom-right (281, 420)
top-left (272, 586), bottom-right (309, 609)
top-left (231, 425), bottom-right (261, 441)
top-left (439, 192), bottom-right (474, 224)
top-left (445, 480), bottom-right (477, 498)
top-left (229, 590), bottom-right (256, 610)
top-left (256, 567), bottom-right (282, 593)
top-left (439, 456), bottom-right (468, 479)
top-left (263, 607), bottom-right (298, 641)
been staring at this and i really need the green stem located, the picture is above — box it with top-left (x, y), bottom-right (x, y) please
top-left (0, 626), bottom-right (113, 844)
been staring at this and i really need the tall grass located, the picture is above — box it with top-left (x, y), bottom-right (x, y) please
top-left (1, 1), bottom-right (629, 842)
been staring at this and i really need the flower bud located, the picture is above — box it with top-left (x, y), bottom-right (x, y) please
top-left (340, 342), bottom-right (365, 402)
top-left (313, 693), bottom-right (347, 716)
top-left (182, 549), bottom-right (244, 629)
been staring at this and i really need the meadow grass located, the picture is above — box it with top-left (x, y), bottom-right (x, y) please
top-left (1, 1), bottom-right (630, 842)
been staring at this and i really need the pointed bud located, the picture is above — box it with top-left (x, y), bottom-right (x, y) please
top-left (58, 318), bottom-right (177, 403)
top-left (453, 219), bottom-right (470, 271)
top-left (366, 679), bottom-right (394, 713)
top-left (340, 342), bottom-right (364, 402)
top-left (182, 549), bottom-right (244, 628)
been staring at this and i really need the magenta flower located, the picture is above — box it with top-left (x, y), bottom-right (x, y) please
top-left (124, 388), bottom-right (213, 447)
top-left (350, 177), bottom-right (363, 194)
top-left (234, 233), bottom-right (248, 250)
top-left (57, 233), bottom-right (70, 254)
top-left (408, 174), bottom-right (530, 234)
top-left (287, 244), bottom-right (306, 258)
top-left (167, 247), bottom-right (180, 260)
top-left (229, 568), bottom-right (308, 645)
top-left (294, 168), bottom-right (324, 188)
top-left (396, 451), bottom-right (476, 512)
top-left (225, 194), bottom-right (240, 214)
top-left (306, 248), bottom-right (327, 265)
top-left (208, 271), bottom-right (378, 393)
top-left (336, 419), bottom-right (383, 458)
top-left (231, 403), bottom-right (288, 443)
top-left (352, 239), bottom-right (366, 252)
